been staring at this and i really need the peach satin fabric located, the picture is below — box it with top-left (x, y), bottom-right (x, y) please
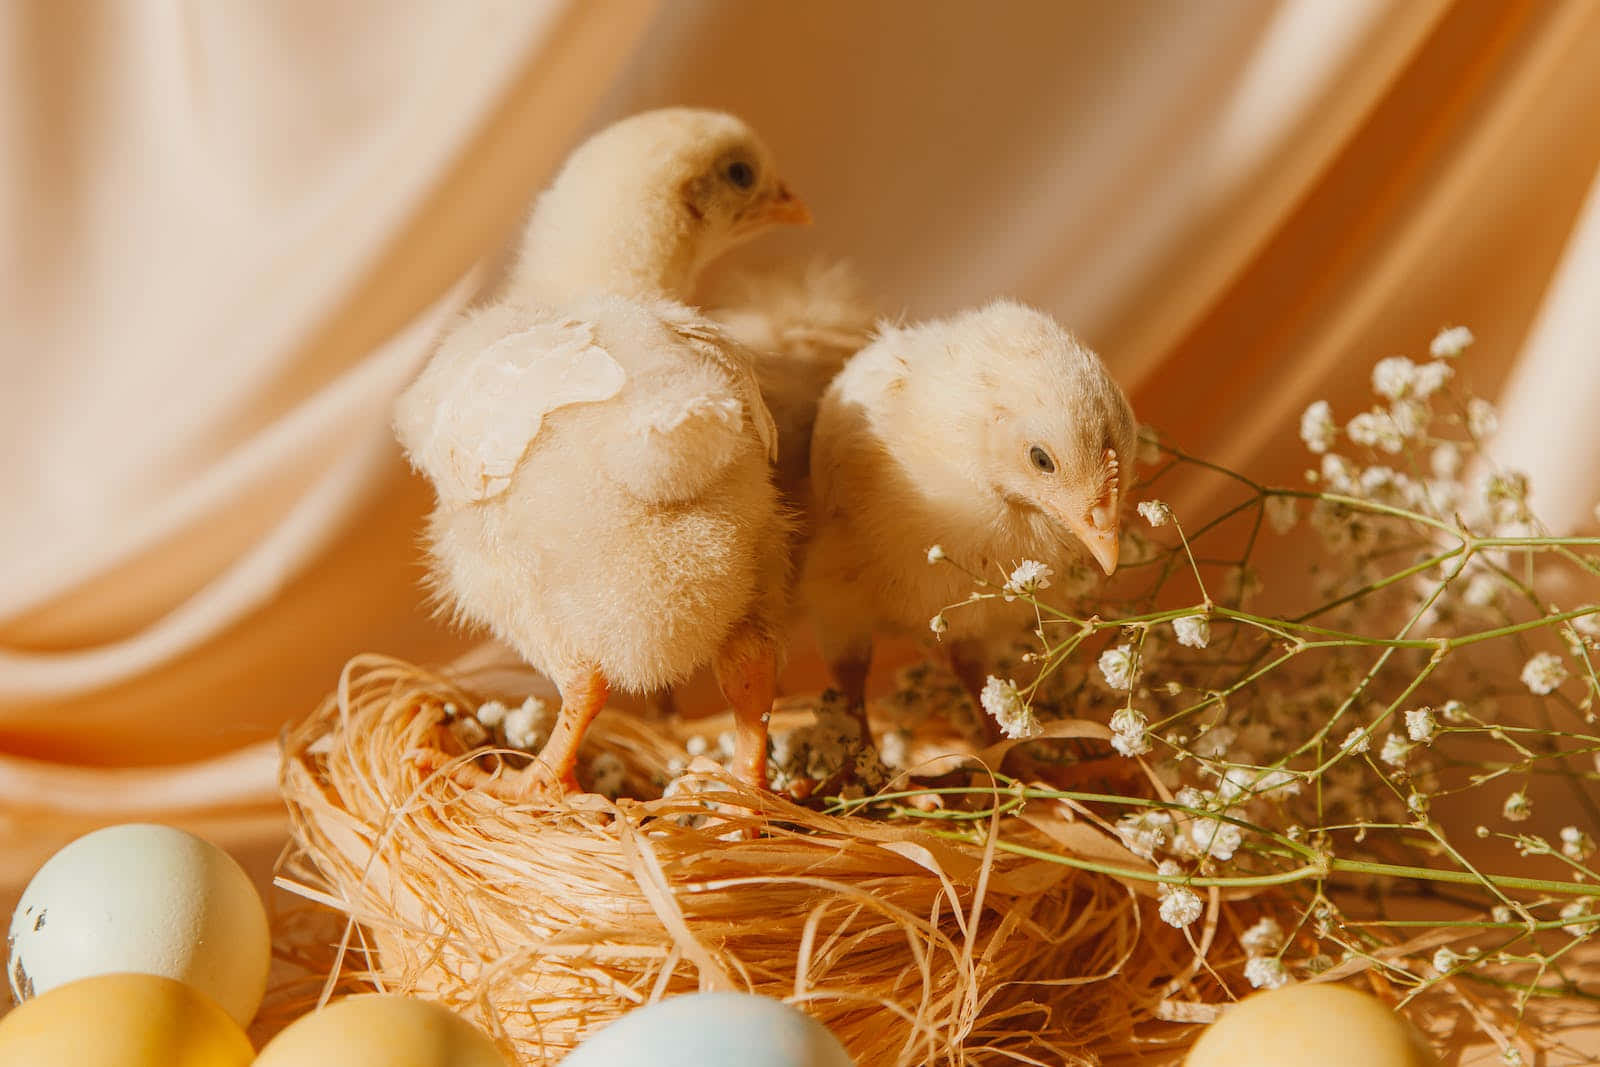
top-left (3, 1), bottom-right (1598, 906)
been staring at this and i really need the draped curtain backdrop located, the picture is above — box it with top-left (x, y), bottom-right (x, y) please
top-left (3, 0), bottom-right (1598, 914)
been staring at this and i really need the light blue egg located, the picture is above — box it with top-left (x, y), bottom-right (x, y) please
top-left (561, 992), bottom-right (855, 1067)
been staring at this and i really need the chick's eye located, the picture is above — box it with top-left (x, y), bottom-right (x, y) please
top-left (1029, 446), bottom-right (1056, 473)
top-left (725, 160), bottom-right (755, 189)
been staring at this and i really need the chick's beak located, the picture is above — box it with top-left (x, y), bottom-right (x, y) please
top-left (1057, 510), bottom-right (1121, 576)
top-left (756, 181), bottom-right (812, 227)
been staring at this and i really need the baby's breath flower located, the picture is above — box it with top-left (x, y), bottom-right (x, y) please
top-left (929, 613), bottom-right (948, 636)
top-left (1371, 356), bottom-right (1416, 400)
top-left (1559, 900), bottom-right (1590, 936)
top-left (1405, 707), bottom-right (1437, 743)
top-left (1240, 917), bottom-right (1284, 956)
top-left (1501, 1048), bottom-right (1524, 1067)
top-left (503, 696), bottom-right (552, 751)
top-left (1109, 707), bottom-right (1151, 758)
top-left (1431, 442), bottom-right (1463, 480)
top-left (1115, 811), bottom-right (1173, 859)
top-left (1319, 454), bottom-right (1357, 493)
top-left (1432, 947), bottom-right (1461, 974)
top-left (1431, 324), bottom-right (1474, 357)
top-left (1574, 608), bottom-right (1600, 639)
top-left (1340, 727), bottom-right (1371, 756)
top-left (1560, 826), bottom-right (1595, 862)
top-left (1380, 733), bottom-right (1410, 768)
top-left (1216, 767), bottom-right (1254, 805)
top-left (1172, 614), bottom-right (1210, 649)
top-left (1521, 651), bottom-right (1568, 694)
top-left (926, 544), bottom-right (946, 564)
top-left (1137, 500), bottom-right (1173, 528)
top-left (1346, 410), bottom-right (1404, 453)
top-left (980, 676), bottom-right (1039, 740)
top-left (1492, 905), bottom-right (1512, 923)
top-left (1244, 956), bottom-right (1289, 989)
top-left (475, 699), bottom-right (508, 728)
top-left (1098, 644), bottom-right (1137, 690)
top-left (1389, 399), bottom-right (1428, 439)
top-left (1502, 790), bottom-right (1532, 823)
top-left (1002, 559), bottom-right (1053, 601)
top-left (1265, 495), bottom-right (1298, 534)
top-left (1158, 886), bottom-right (1204, 929)
top-left (1175, 787), bottom-right (1209, 811)
top-left (1190, 818), bottom-right (1242, 861)
top-left (1440, 699), bottom-right (1468, 723)
top-left (1413, 360), bottom-right (1454, 397)
top-left (1467, 397), bottom-right (1498, 439)
top-left (1300, 400), bottom-right (1336, 454)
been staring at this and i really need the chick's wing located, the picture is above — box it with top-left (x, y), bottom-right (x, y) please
top-left (660, 308), bottom-right (778, 464)
top-left (395, 306), bottom-right (625, 505)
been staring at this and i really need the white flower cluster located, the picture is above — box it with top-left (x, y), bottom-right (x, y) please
top-left (765, 695), bottom-right (889, 796)
top-left (1156, 861), bottom-right (1203, 929)
top-left (1172, 614), bottom-right (1210, 649)
top-left (1098, 644), bottom-right (1138, 690)
top-left (472, 695), bottom-right (554, 752)
top-left (1404, 707), bottom-right (1437, 744)
top-left (979, 675), bottom-right (1040, 740)
top-left (1002, 559), bottom-right (1053, 601)
top-left (1109, 707), bottom-right (1151, 758)
top-left (1560, 826), bottom-right (1595, 862)
top-left (1430, 325), bottom-right (1474, 358)
top-left (1520, 652), bottom-right (1567, 695)
top-left (1137, 500), bottom-right (1173, 528)
top-left (1115, 809), bottom-right (1174, 860)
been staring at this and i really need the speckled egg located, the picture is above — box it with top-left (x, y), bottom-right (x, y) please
top-left (7, 823), bottom-right (270, 1027)
top-left (0, 971), bottom-right (254, 1066)
top-left (252, 994), bottom-right (510, 1067)
top-left (1185, 982), bottom-right (1438, 1066)
top-left (562, 992), bottom-right (856, 1067)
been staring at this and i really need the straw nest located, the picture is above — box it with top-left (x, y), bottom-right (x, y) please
top-left (276, 654), bottom-right (1237, 1066)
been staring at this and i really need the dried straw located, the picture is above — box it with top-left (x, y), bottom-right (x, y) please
top-left (276, 655), bottom-right (1223, 1064)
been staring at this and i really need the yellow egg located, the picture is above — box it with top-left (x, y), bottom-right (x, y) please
top-left (253, 994), bottom-right (510, 1067)
top-left (0, 972), bottom-right (254, 1066)
top-left (1186, 983), bottom-right (1437, 1067)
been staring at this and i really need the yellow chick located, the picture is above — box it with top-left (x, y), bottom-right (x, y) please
top-left (394, 109), bottom-right (810, 798)
top-left (703, 260), bottom-right (877, 506)
top-left (801, 301), bottom-right (1138, 717)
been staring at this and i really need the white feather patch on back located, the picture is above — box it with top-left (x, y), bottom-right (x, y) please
top-left (418, 318), bottom-right (624, 503)
top-left (660, 311), bottom-right (779, 463)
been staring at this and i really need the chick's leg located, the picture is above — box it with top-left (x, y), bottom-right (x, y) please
top-left (714, 625), bottom-right (777, 788)
top-left (413, 667), bottom-right (608, 802)
top-left (532, 667), bottom-right (611, 794)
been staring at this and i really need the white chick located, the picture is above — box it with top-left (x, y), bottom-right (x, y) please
top-left (802, 301), bottom-right (1138, 715)
top-left (394, 108), bottom-right (810, 798)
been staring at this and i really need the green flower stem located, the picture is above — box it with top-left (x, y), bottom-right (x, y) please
top-left (1345, 915), bottom-right (1598, 931)
top-left (945, 829), bottom-right (1600, 899)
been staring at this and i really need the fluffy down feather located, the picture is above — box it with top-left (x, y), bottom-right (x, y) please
top-left (704, 260), bottom-right (876, 501)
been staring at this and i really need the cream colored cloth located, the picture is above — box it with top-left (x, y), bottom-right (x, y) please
top-left (3, 0), bottom-right (1598, 913)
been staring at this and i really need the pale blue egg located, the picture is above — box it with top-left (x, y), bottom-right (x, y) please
top-left (561, 992), bottom-right (855, 1067)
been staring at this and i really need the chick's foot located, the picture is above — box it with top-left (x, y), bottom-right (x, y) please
top-left (714, 625), bottom-right (779, 790)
